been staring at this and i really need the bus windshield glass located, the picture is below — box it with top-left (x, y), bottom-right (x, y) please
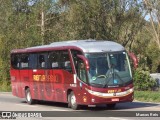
top-left (85, 51), bottom-right (132, 88)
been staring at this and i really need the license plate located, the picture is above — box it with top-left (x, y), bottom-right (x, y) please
top-left (111, 98), bottom-right (119, 101)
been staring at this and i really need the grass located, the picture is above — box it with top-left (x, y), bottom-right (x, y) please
top-left (134, 89), bottom-right (160, 103)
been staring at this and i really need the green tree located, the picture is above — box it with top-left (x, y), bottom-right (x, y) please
top-left (143, 0), bottom-right (160, 49)
top-left (58, 0), bottom-right (146, 50)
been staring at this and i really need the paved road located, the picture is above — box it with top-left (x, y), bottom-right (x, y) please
top-left (0, 92), bottom-right (160, 120)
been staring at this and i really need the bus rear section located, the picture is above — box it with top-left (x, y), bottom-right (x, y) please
top-left (10, 50), bottom-right (76, 104)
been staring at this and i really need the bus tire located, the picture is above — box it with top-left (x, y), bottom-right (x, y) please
top-left (69, 91), bottom-right (80, 110)
top-left (68, 93), bottom-right (71, 108)
top-left (25, 88), bottom-right (34, 105)
top-left (107, 103), bottom-right (116, 109)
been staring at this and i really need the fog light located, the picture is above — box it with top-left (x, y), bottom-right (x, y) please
top-left (91, 98), bottom-right (95, 102)
top-left (83, 96), bottom-right (87, 102)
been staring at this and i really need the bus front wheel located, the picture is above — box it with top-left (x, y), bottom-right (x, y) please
top-left (25, 88), bottom-right (34, 105)
top-left (68, 91), bottom-right (80, 110)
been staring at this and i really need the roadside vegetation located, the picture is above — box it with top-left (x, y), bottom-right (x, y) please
top-left (133, 66), bottom-right (160, 103)
top-left (134, 90), bottom-right (160, 103)
top-left (0, 81), bottom-right (11, 92)
top-left (133, 67), bottom-right (158, 91)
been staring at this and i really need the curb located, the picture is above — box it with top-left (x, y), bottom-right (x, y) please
top-left (133, 100), bottom-right (160, 104)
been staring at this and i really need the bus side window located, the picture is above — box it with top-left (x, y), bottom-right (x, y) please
top-left (59, 50), bottom-right (72, 73)
top-left (20, 54), bottom-right (29, 69)
top-left (29, 54), bottom-right (37, 69)
top-left (48, 51), bottom-right (59, 69)
top-left (38, 53), bottom-right (48, 69)
top-left (11, 54), bottom-right (20, 69)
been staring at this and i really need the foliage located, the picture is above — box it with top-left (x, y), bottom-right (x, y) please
top-left (133, 67), bottom-right (158, 91)
top-left (0, 81), bottom-right (11, 92)
top-left (58, 0), bottom-right (146, 49)
top-left (132, 21), bottom-right (160, 73)
top-left (143, 0), bottom-right (160, 49)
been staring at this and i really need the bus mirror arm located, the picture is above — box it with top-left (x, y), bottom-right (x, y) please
top-left (77, 55), bottom-right (90, 71)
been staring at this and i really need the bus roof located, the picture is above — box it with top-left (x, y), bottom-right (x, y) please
top-left (11, 40), bottom-right (125, 53)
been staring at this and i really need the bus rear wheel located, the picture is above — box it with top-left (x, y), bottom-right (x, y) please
top-left (68, 91), bottom-right (80, 110)
top-left (25, 88), bottom-right (34, 105)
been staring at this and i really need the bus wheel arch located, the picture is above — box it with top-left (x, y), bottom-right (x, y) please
top-left (25, 87), bottom-right (35, 105)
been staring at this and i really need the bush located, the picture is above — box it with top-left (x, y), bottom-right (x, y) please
top-left (133, 67), bottom-right (157, 91)
top-left (0, 81), bottom-right (11, 92)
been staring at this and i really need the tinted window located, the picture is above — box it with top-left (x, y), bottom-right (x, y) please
top-left (29, 54), bottom-right (37, 69)
top-left (48, 51), bottom-right (59, 69)
top-left (59, 50), bottom-right (72, 73)
top-left (11, 54), bottom-right (30, 69)
top-left (11, 54), bottom-right (20, 69)
top-left (20, 54), bottom-right (29, 69)
top-left (37, 53), bottom-right (48, 69)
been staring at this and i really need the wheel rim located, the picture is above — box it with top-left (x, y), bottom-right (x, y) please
top-left (71, 94), bottom-right (76, 106)
top-left (27, 91), bottom-right (31, 102)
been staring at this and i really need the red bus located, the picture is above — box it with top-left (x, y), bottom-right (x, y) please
top-left (10, 40), bottom-right (134, 110)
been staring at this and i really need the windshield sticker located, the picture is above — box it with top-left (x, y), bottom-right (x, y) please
top-left (114, 79), bottom-right (118, 84)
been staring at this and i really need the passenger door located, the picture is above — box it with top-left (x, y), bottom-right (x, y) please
top-left (48, 50), bottom-right (74, 102)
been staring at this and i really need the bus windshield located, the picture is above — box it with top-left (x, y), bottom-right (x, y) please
top-left (85, 51), bottom-right (132, 88)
